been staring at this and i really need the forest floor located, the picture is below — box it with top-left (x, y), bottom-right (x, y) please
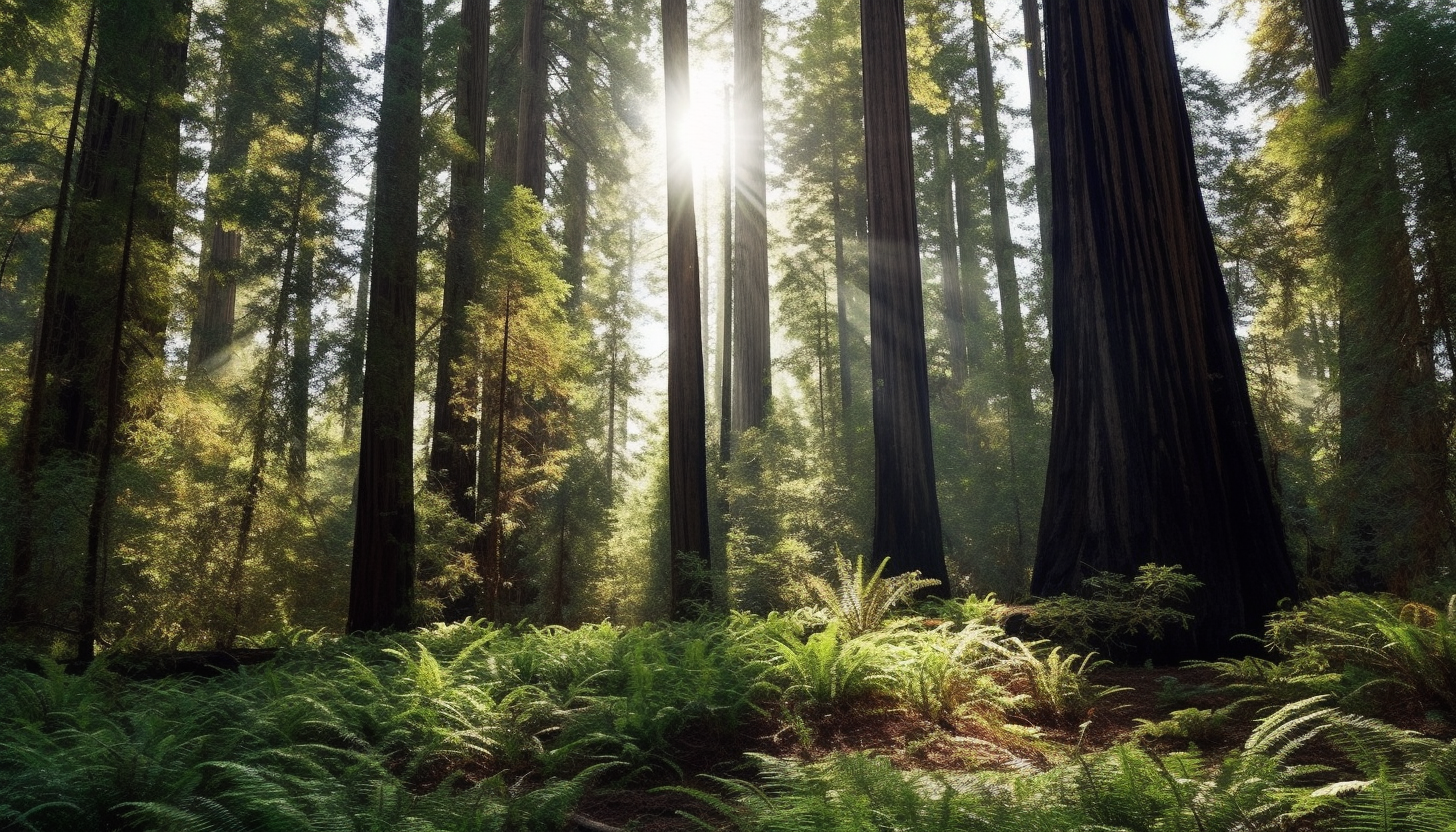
top-left (9, 593), bottom-right (1456, 830)
top-left (571, 663), bottom-right (1456, 831)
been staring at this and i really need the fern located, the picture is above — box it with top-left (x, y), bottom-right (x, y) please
top-left (802, 554), bottom-right (940, 637)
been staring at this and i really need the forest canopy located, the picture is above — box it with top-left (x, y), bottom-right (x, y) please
top-left (0, 0), bottom-right (1453, 665)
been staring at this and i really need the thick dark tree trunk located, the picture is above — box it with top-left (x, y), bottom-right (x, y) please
top-left (77, 81), bottom-right (159, 661)
top-left (860, 0), bottom-right (948, 587)
top-left (48, 0), bottom-right (190, 460)
top-left (731, 0), bottom-right (769, 437)
top-left (516, 0), bottom-right (546, 197)
top-left (663, 0), bottom-right (713, 616)
top-left (1022, 0), bottom-right (1053, 295)
top-left (189, 220), bottom-right (239, 375)
top-left (1033, 0), bottom-right (1298, 659)
top-left (349, 0), bottom-right (423, 634)
top-left (429, 0), bottom-right (489, 536)
top-left (8, 3), bottom-right (96, 628)
top-left (488, 0), bottom-right (523, 182)
top-left (1302, 0), bottom-right (1348, 100)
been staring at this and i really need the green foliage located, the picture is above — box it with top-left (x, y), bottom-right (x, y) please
top-left (802, 554), bottom-right (940, 638)
top-left (1029, 564), bottom-right (1203, 651)
top-left (1265, 592), bottom-right (1456, 713)
top-left (1135, 704), bottom-right (1237, 745)
top-left (886, 622), bottom-right (1009, 724)
top-left (983, 636), bottom-right (1122, 723)
top-left (767, 621), bottom-right (893, 709)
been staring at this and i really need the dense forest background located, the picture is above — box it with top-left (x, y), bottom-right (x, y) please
top-left (1, 0), bottom-right (1454, 656)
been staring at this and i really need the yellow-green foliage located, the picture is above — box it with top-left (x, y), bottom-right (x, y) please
top-left (802, 553), bottom-right (940, 638)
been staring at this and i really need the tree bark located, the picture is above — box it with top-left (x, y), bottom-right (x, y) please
top-left (663, 0), bottom-right (713, 616)
top-left (934, 129), bottom-right (966, 386)
top-left (48, 0), bottom-right (190, 460)
top-left (343, 172), bottom-right (375, 443)
top-left (971, 0), bottom-right (1032, 421)
top-left (8, 2), bottom-right (96, 628)
top-left (1022, 0), bottom-right (1053, 296)
top-left (188, 0), bottom-right (252, 378)
top-left (349, 0), bottom-right (424, 634)
top-left (1033, 0), bottom-right (1298, 659)
top-left (77, 74), bottom-right (159, 662)
top-left (516, 0), bottom-right (546, 197)
top-left (860, 0), bottom-right (948, 587)
top-left (950, 113), bottom-right (988, 383)
top-left (731, 0), bottom-right (769, 436)
top-left (429, 0), bottom-right (489, 534)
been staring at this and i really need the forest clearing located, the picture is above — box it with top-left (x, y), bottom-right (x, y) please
top-left (2, 0), bottom-right (1455, 827)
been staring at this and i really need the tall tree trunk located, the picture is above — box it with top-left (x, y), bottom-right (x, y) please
top-left (344, 172), bottom-right (375, 443)
top-left (606, 336), bottom-right (618, 491)
top-left (951, 113), bottom-right (988, 381)
top-left (562, 149), bottom-right (588, 310)
top-left (488, 0), bottom-right (523, 182)
top-left (349, 0), bottom-right (424, 634)
top-left (971, 0), bottom-right (1034, 554)
top-left (861, 0), bottom-right (948, 587)
top-left (8, 2), bottom-right (96, 628)
top-left (831, 148), bottom-right (853, 420)
top-left (49, 0), bottom-right (190, 460)
top-left (731, 0), bottom-right (769, 436)
top-left (718, 85), bottom-right (734, 461)
top-left (934, 128), bottom-right (967, 387)
top-left (481, 286), bottom-right (512, 621)
top-left (663, 0), bottom-right (713, 616)
top-left (188, 0), bottom-right (251, 379)
top-left (515, 0), bottom-right (546, 197)
top-left (429, 0), bottom-right (489, 537)
top-left (1033, 0), bottom-right (1297, 660)
top-left (79, 85), bottom-right (156, 662)
top-left (1022, 0), bottom-right (1053, 296)
top-left (558, 15), bottom-right (590, 311)
top-left (287, 240), bottom-right (314, 486)
top-left (971, 0), bottom-right (1032, 419)
top-left (1303, 0), bottom-right (1450, 591)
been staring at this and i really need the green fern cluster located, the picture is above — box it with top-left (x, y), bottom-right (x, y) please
top-left (677, 698), bottom-right (1456, 832)
top-left (1266, 592), bottom-right (1456, 712)
top-left (802, 554), bottom-right (940, 638)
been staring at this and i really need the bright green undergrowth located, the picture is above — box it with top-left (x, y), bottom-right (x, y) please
top-left (1, 589), bottom-right (1454, 830)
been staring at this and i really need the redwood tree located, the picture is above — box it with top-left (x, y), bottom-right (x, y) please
top-left (1033, 0), bottom-right (1298, 658)
top-left (731, 0), bottom-right (769, 436)
top-left (1301, 0), bottom-right (1449, 593)
top-left (860, 0), bottom-right (947, 587)
top-left (663, 0), bottom-right (712, 616)
top-left (349, 0), bottom-right (423, 633)
top-left (515, 0), bottom-right (545, 197)
top-left (429, 0), bottom-right (489, 545)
